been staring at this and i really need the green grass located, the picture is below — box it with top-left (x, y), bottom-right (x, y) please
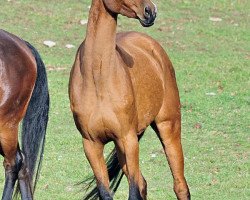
top-left (1, 0), bottom-right (249, 199)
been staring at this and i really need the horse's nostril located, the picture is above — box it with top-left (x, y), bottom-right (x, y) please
top-left (144, 6), bottom-right (152, 18)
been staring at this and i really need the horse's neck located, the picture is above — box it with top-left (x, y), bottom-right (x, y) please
top-left (82, 0), bottom-right (117, 72)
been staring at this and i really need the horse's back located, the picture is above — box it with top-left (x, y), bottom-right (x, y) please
top-left (0, 30), bottom-right (37, 125)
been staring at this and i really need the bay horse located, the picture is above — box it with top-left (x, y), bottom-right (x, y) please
top-left (69, 0), bottom-right (190, 199)
top-left (0, 29), bottom-right (49, 199)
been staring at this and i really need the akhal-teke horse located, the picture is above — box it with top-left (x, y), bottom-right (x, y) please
top-left (69, 0), bottom-right (190, 199)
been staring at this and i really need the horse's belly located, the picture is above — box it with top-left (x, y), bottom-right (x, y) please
top-left (136, 82), bottom-right (164, 132)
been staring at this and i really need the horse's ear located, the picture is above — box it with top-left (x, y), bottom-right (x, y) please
top-left (116, 45), bottom-right (134, 68)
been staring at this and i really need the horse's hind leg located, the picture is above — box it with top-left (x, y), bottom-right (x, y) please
top-left (17, 150), bottom-right (33, 200)
top-left (0, 125), bottom-right (32, 200)
top-left (0, 126), bottom-right (20, 200)
top-left (83, 138), bottom-right (113, 200)
top-left (152, 66), bottom-right (190, 199)
top-left (152, 117), bottom-right (190, 199)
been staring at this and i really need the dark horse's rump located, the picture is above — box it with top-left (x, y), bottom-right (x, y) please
top-left (0, 29), bottom-right (49, 199)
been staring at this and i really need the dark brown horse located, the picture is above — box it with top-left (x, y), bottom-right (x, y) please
top-left (0, 29), bottom-right (49, 200)
top-left (69, 0), bottom-right (190, 199)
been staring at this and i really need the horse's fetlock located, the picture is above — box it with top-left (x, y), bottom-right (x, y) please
top-left (129, 179), bottom-right (143, 200)
top-left (98, 182), bottom-right (113, 200)
top-left (139, 176), bottom-right (147, 199)
top-left (174, 182), bottom-right (190, 200)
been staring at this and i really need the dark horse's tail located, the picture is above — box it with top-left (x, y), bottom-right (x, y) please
top-left (15, 41), bottom-right (49, 197)
top-left (82, 135), bottom-right (144, 199)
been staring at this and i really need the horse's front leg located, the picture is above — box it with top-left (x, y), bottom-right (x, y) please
top-left (115, 135), bottom-right (147, 200)
top-left (83, 138), bottom-right (113, 200)
top-left (115, 131), bottom-right (146, 200)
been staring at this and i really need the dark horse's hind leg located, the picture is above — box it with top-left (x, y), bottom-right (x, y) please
top-left (3, 150), bottom-right (25, 200)
top-left (17, 151), bottom-right (33, 200)
top-left (2, 148), bottom-right (32, 200)
top-left (0, 124), bottom-right (32, 200)
top-left (2, 164), bottom-right (19, 200)
top-left (1, 126), bottom-right (19, 200)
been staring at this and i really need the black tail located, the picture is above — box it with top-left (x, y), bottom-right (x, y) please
top-left (15, 41), bottom-right (49, 196)
top-left (82, 134), bottom-right (144, 199)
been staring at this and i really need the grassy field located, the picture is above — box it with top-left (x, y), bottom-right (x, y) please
top-left (1, 0), bottom-right (249, 199)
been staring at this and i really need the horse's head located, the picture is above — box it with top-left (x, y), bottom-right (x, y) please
top-left (103, 0), bottom-right (157, 27)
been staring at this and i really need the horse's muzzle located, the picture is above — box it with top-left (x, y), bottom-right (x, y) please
top-left (139, 6), bottom-right (157, 27)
